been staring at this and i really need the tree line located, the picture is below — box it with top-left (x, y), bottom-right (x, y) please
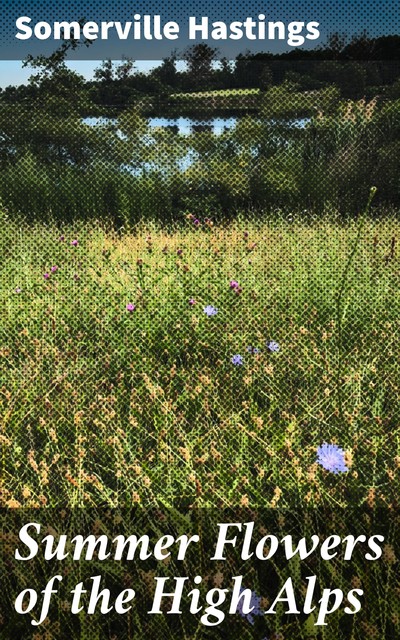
top-left (0, 34), bottom-right (400, 112)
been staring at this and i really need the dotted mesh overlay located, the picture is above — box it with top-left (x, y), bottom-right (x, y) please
top-left (1, 1), bottom-right (400, 58)
top-left (1, 3), bottom-right (400, 638)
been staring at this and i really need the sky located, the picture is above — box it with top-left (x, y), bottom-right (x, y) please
top-left (0, 0), bottom-right (398, 87)
top-left (0, 60), bottom-right (160, 88)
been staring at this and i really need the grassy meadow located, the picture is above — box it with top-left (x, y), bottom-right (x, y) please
top-left (2, 56), bottom-right (400, 638)
top-left (1, 211), bottom-right (399, 510)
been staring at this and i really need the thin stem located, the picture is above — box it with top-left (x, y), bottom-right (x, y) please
top-left (336, 186), bottom-right (377, 421)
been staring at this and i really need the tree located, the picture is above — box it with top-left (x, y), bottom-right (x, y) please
top-left (327, 32), bottom-right (348, 58)
top-left (183, 44), bottom-right (218, 90)
top-left (259, 65), bottom-right (274, 91)
top-left (153, 53), bottom-right (178, 88)
top-left (115, 57), bottom-right (135, 81)
top-left (20, 28), bottom-right (94, 114)
top-left (94, 59), bottom-right (114, 83)
top-left (22, 47), bottom-right (88, 114)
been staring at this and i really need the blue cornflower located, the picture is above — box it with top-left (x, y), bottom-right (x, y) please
top-left (235, 587), bottom-right (263, 625)
top-left (204, 305), bottom-right (218, 317)
top-left (246, 346), bottom-right (260, 354)
top-left (317, 443), bottom-right (348, 474)
top-left (267, 340), bottom-right (280, 352)
top-left (231, 354), bottom-right (244, 366)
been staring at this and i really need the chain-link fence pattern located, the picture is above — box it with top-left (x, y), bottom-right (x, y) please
top-left (1, 60), bottom-right (400, 638)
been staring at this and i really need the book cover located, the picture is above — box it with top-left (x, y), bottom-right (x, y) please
top-left (1, 1), bottom-right (399, 638)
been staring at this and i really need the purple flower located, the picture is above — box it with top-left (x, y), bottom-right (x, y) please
top-left (235, 587), bottom-right (263, 625)
top-left (246, 346), bottom-right (260, 354)
top-left (188, 298), bottom-right (196, 306)
top-left (58, 235), bottom-right (65, 242)
top-left (231, 354), bottom-right (244, 366)
top-left (126, 303), bottom-right (136, 312)
top-left (177, 249), bottom-right (183, 255)
top-left (71, 239), bottom-right (78, 246)
top-left (267, 340), bottom-right (280, 352)
top-left (43, 273), bottom-right (50, 280)
top-left (15, 287), bottom-right (22, 294)
top-left (193, 219), bottom-right (200, 227)
top-left (50, 265), bottom-right (58, 273)
top-left (229, 280), bottom-right (240, 289)
top-left (317, 443), bottom-right (348, 474)
top-left (204, 305), bottom-right (218, 316)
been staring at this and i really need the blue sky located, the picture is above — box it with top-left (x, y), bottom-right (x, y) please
top-left (0, 60), bottom-right (160, 88)
top-left (0, 0), bottom-right (398, 86)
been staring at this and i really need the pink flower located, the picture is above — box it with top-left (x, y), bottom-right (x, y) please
top-left (51, 265), bottom-right (58, 273)
top-left (188, 298), bottom-right (196, 306)
top-left (126, 303), bottom-right (136, 312)
top-left (229, 280), bottom-right (240, 289)
top-left (43, 273), bottom-right (50, 279)
top-left (71, 239), bottom-right (78, 246)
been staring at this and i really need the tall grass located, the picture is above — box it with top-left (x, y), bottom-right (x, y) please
top-left (1, 210), bottom-right (399, 639)
top-left (1, 212), bottom-right (399, 509)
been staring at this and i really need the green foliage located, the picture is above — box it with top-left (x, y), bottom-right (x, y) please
top-left (1, 93), bottom-right (400, 221)
top-left (1, 215), bottom-right (399, 511)
top-left (261, 83), bottom-right (341, 118)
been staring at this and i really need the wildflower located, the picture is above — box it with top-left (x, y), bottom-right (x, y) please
top-left (58, 235), bottom-right (65, 242)
top-left (231, 354), bottom-right (244, 366)
top-left (235, 587), bottom-right (263, 624)
top-left (177, 249), bottom-right (183, 256)
top-left (204, 305), bottom-right (218, 316)
top-left (229, 280), bottom-right (240, 289)
top-left (317, 443), bottom-right (348, 474)
top-left (193, 219), bottom-right (200, 227)
top-left (126, 303), bottom-right (136, 312)
top-left (50, 265), bottom-right (58, 273)
top-left (188, 298), bottom-right (196, 306)
top-left (246, 346), bottom-right (260, 354)
top-left (73, 274), bottom-right (80, 281)
top-left (243, 231), bottom-right (249, 239)
top-left (43, 273), bottom-right (50, 280)
top-left (15, 287), bottom-right (22, 293)
top-left (71, 239), bottom-right (78, 246)
top-left (267, 341), bottom-right (280, 352)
